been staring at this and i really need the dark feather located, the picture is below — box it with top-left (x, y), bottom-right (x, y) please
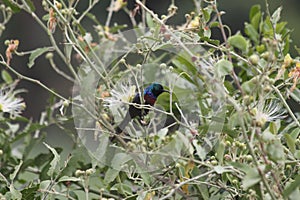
top-left (114, 83), bottom-right (167, 135)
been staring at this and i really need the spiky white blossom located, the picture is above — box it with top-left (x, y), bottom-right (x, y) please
top-left (0, 84), bottom-right (26, 117)
top-left (253, 99), bottom-right (286, 127)
top-left (105, 83), bottom-right (136, 106)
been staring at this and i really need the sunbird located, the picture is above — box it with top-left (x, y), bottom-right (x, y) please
top-left (115, 83), bottom-right (169, 134)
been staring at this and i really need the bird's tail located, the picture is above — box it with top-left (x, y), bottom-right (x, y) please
top-left (115, 111), bottom-right (131, 134)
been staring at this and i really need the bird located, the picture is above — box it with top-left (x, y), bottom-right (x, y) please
top-left (115, 83), bottom-right (169, 135)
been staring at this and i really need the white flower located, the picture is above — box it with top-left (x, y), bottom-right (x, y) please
top-left (105, 83), bottom-right (136, 106)
top-left (252, 99), bottom-right (286, 127)
top-left (0, 83), bottom-right (26, 117)
top-left (103, 83), bottom-right (137, 122)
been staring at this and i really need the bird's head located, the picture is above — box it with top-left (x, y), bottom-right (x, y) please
top-left (145, 83), bottom-right (169, 98)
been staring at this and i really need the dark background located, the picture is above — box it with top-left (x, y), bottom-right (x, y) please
top-left (1, 0), bottom-right (300, 119)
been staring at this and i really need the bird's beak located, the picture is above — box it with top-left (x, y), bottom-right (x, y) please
top-left (163, 89), bottom-right (170, 93)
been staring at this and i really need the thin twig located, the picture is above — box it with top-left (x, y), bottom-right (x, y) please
top-left (273, 85), bottom-right (300, 128)
top-left (0, 61), bottom-right (98, 120)
top-left (20, 0), bottom-right (80, 81)
top-left (78, 0), bottom-right (100, 23)
top-left (105, 0), bottom-right (115, 27)
top-left (160, 169), bottom-right (215, 200)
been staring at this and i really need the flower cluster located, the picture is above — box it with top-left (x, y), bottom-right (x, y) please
top-left (251, 99), bottom-right (286, 127)
top-left (105, 84), bottom-right (136, 106)
top-left (0, 83), bottom-right (26, 117)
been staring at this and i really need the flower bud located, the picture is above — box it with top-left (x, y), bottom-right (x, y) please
top-left (160, 63), bottom-right (167, 68)
top-left (75, 170), bottom-right (85, 177)
top-left (4, 40), bottom-right (10, 46)
top-left (249, 54), bottom-right (259, 65)
top-left (85, 168), bottom-right (95, 175)
top-left (45, 52), bottom-right (54, 60)
top-left (246, 155), bottom-right (253, 162)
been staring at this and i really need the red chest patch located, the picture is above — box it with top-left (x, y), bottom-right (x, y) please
top-left (144, 94), bottom-right (156, 105)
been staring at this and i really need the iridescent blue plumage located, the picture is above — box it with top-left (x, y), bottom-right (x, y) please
top-left (115, 83), bottom-right (167, 134)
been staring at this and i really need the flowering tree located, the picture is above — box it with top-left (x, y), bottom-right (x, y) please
top-left (0, 0), bottom-right (300, 199)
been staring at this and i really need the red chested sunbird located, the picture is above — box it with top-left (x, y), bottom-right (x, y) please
top-left (115, 83), bottom-right (169, 134)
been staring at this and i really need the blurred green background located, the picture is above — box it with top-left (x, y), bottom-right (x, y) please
top-left (1, 0), bottom-right (299, 119)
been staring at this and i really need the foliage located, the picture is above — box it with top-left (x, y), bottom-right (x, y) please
top-left (0, 0), bottom-right (300, 199)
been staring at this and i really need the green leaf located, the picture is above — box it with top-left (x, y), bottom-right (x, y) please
top-left (241, 77), bottom-right (258, 94)
top-left (223, 124), bottom-right (239, 138)
top-left (21, 185), bottom-right (39, 200)
top-left (43, 142), bottom-right (60, 177)
top-left (152, 42), bottom-right (174, 52)
top-left (295, 150), bottom-right (300, 159)
top-left (42, 13), bottom-right (50, 21)
top-left (39, 180), bottom-right (51, 190)
top-left (111, 183), bottom-right (132, 195)
top-left (283, 34), bottom-right (290, 55)
top-left (271, 6), bottom-right (282, 25)
top-left (283, 175), bottom-right (300, 198)
top-left (290, 88), bottom-right (300, 104)
top-left (224, 80), bottom-right (235, 94)
top-left (1, 70), bottom-right (13, 84)
top-left (64, 44), bottom-right (73, 62)
top-left (104, 168), bottom-right (119, 184)
top-left (173, 53), bottom-right (197, 74)
top-left (77, 22), bottom-right (87, 36)
top-left (111, 153), bottom-right (132, 170)
top-left (28, 47), bottom-right (51, 68)
top-left (139, 172), bottom-right (152, 186)
top-left (228, 34), bottom-right (248, 52)
top-left (199, 183), bottom-right (209, 200)
top-left (203, 28), bottom-right (211, 38)
top-left (93, 134), bottom-right (109, 163)
top-left (202, 6), bottom-right (213, 22)
top-left (263, 17), bottom-right (273, 36)
top-left (242, 167), bottom-right (261, 189)
top-left (269, 122), bottom-right (278, 135)
top-left (276, 22), bottom-right (287, 33)
top-left (104, 153), bottom-right (132, 184)
top-left (25, 0), bottom-right (35, 12)
top-left (250, 8), bottom-right (261, 30)
top-left (215, 59), bottom-right (233, 77)
top-left (200, 36), bottom-right (220, 46)
top-left (10, 160), bottom-right (23, 181)
top-left (210, 21), bottom-right (220, 28)
top-left (146, 12), bottom-right (155, 28)
top-left (230, 162), bottom-right (253, 172)
top-left (10, 184), bottom-right (22, 199)
top-left (228, 112), bottom-right (243, 128)
top-left (287, 188), bottom-right (300, 200)
top-left (284, 134), bottom-right (296, 154)
top-left (193, 140), bottom-right (206, 160)
top-left (58, 176), bottom-right (81, 183)
top-left (290, 128), bottom-right (300, 140)
top-left (2, 0), bottom-right (21, 13)
top-left (216, 141), bottom-right (225, 164)
top-left (249, 5), bottom-right (261, 21)
top-left (245, 23), bottom-right (259, 44)
top-left (251, 13), bottom-right (261, 30)
top-left (267, 140), bottom-right (285, 162)
top-left (262, 130), bottom-right (276, 141)
top-left (86, 13), bottom-right (101, 25)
